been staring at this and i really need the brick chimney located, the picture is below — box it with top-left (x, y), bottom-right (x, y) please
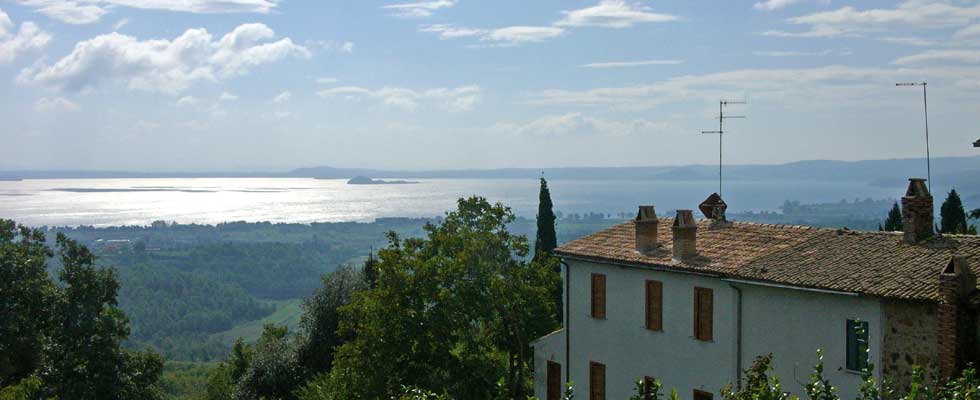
top-left (635, 205), bottom-right (659, 254)
top-left (672, 210), bottom-right (697, 261)
top-left (937, 255), bottom-right (976, 378)
top-left (902, 178), bottom-right (934, 244)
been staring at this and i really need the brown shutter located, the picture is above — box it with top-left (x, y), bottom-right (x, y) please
top-left (694, 389), bottom-right (714, 400)
top-left (590, 361), bottom-right (605, 400)
top-left (547, 361), bottom-right (561, 400)
top-left (645, 280), bottom-right (663, 331)
top-left (591, 274), bottom-right (606, 319)
top-left (694, 287), bottom-right (713, 341)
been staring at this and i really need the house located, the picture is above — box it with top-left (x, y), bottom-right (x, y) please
top-left (532, 178), bottom-right (980, 400)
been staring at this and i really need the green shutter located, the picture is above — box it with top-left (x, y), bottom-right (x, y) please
top-left (846, 319), bottom-right (869, 371)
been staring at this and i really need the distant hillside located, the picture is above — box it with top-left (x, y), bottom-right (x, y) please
top-left (3, 155), bottom-right (978, 184)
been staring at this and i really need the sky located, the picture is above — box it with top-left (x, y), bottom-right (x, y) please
top-left (2, 0), bottom-right (980, 172)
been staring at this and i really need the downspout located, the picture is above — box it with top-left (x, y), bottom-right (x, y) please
top-left (729, 284), bottom-right (743, 385)
top-left (562, 259), bottom-right (571, 385)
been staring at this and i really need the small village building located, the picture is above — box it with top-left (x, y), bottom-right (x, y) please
top-left (533, 178), bottom-right (980, 400)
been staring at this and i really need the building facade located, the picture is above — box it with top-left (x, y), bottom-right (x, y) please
top-left (533, 179), bottom-right (979, 400)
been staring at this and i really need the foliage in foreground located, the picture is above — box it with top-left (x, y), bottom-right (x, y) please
top-left (0, 219), bottom-right (164, 399)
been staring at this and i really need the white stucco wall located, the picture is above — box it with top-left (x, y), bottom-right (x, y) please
top-left (532, 328), bottom-right (565, 399)
top-left (533, 258), bottom-right (883, 400)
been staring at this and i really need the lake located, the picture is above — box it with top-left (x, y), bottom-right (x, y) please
top-left (0, 178), bottom-right (906, 227)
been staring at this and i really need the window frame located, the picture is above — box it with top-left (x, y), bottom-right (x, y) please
top-left (591, 273), bottom-right (606, 319)
top-left (694, 287), bottom-right (713, 341)
top-left (846, 319), bottom-right (870, 372)
top-left (645, 280), bottom-right (663, 331)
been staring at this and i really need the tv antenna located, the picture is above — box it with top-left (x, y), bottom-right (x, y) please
top-left (701, 100), bottom-right (746, 198)
top-left (895, 82), bottom-right (931, 194)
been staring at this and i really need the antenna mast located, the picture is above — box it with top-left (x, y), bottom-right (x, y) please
top-left (895, 82), bottom-right (931, 194)
top-left (701, 100), bottom-right (746, 198)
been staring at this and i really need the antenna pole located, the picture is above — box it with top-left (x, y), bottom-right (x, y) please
top-left (896, 82), bottom-right (932, 193)
top-left (701, 100), bottom-right (745, 199)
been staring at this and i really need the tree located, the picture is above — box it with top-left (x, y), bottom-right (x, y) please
top-left (296, 265), bottom-right (366, 376)
top-left (363, 252), bottom-right (378, 289)
top-left (883, 202), bottom-right (903, 232)
top-left (534, 177), bottom-right (562, 324)
top-left (43, 233), bottom-right (165, 400)
top-left (0, 221), bottom-right (54, 387)
top-left (235, 324), bottom-right (302, 400)
top-left (324, 197), bottom-right (558, 399)
top-left (940, 189), bottom-right (968, 234)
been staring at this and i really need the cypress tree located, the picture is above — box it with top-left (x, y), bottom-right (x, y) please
top-left (363, 252), bottom-right (378, 289)
top-left (534, 177), bottom-right (558, 260)
top-left (534, 177), bottom-right (561, 323)
top-left (883, 202), bottom-right (903, 232)
top-left (940, 189), bottom-right (968, 234)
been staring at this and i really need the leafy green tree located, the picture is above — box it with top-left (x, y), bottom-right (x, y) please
top-left (0, 221), bottom-right (54, 387)
top-left (235, 324), bottom-right (302, 400)
top-left (883, 202), bottom-right (903, 232)
top-left (534, 177), bottom-right (562, 324)
top-left (324, 197), bottom-right (558, 400)
top-left (363, 252), bottom-right (379, 289)
top-left (722, 355), bottom-right (789, 400)
top-left (940, 189), bottom-right (969, 234)
top-left (43, 233), bottom-right (165, 400)
top-left (296, 265), bottom-right (366, 376)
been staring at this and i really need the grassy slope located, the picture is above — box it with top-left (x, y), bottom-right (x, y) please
top-left (209, 299), bottom-right (304, 345)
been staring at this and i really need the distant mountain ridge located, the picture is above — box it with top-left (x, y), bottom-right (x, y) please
top-left (2, 156), bottom-right (979, 185)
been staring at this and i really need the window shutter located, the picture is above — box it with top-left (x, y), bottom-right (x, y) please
top-left (846, 319), bottom-right (869, 371)
top-left (646, 280), bottom-right (663, 331)
top-left (547, 361), bottom-right (562, 400)
top-left (590, 362), bottom-right (605, 400)
top-left (592, 274), bottom-right (606, 319)
top-left (694, 288), bottom-right (713, 341)
top-left (694, 389), bottom-right (713, 400)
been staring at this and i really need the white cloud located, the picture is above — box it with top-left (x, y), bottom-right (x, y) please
top-left (555, 0), bottom-right (678, 29)
top-left (316, 77), bottom-right (338, 84)
top-left (306, 39), bottom-right (355, 53)
top-left (954, 24), bottom-right (980, 40)
top-left (580, 59), bottom-right (683, 68)
top-left (272, 90), bottom-right (291, 103)
top-left (19, 23), bottom-right (310, 94)
top-left (893, 50), bottom-right (980, 65)
top-left (219, 91), bottom-right (238, 101)
top-left (176, 96), bottom-right (199, 107)
top-left (497, 113), bottom-right (667, 137)
top-left (419, 24), bottom-right (487, 39)
top-left (17, 0), bottom-right (280, 25)
top-left (753, 0), bottom-right (805, 11)
top-left (526, 64), bottom-right (980, 110)
top-left (382, 0), bottom-right (456, 18)
top-left (752, 49), bottom-right (836, 57)
top-left (318, 85), bottom-right (481, 111)
top-left (766, 1), bottom-right (980, 38)
top-left (420, 24), bottom-right (564, 46)
top-left (34, 96), bottom-right (79, 112)
top-left (484, 26), bottom-right (564, 44)
top-left (113, 18), bottom-right (129, 30)
top-left (0, 8), bottom-right (52, 64)
top-left (878, 36), bottom-right (937, 46)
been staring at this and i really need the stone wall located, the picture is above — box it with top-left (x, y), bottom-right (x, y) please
top-left (881, 299), bottom-right (939, 390)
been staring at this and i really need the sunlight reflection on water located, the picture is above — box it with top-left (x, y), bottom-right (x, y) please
top-left (0, 178), bottom-right (903, 227)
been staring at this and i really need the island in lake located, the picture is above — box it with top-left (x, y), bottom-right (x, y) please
top-left (346, 176), bottom-right (419, 185)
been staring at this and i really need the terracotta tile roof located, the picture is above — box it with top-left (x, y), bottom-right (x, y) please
top-left (556, 219), bottom-right (980, 302)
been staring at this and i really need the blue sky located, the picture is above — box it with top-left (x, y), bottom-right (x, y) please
top-left (2, 0), bottom-right (980, 171)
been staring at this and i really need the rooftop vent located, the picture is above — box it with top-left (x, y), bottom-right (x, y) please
top-left (672, 210), bottom-right (697, 261)
top-left (902, 178), bottom-right (933, 244)
top-left (635, 205), bottom-right (659, 254)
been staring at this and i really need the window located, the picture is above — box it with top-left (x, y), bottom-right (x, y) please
top-left (694, 389), bottom-right (713, 400)
top-left (589, 361), bottom-right (606, 400)
top-left (646, 280), bottom-right (663, 331)
top-left (591, 274), bottom-right (606, 319)
top-left (547, 361), bottom-right (562, 400)
top-left (694, 287), bottom-right (713, 341)
top-left (846, 319), bottom-right (870, 371)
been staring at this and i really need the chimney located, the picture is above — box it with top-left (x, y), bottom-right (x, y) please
top-left (635, 205), bottom-right (659, 254)
top-left (902, 178), bottom-right (934, 244)
top-left (698, 193), bottom-right (728, 222)
top-left (937, 255), bottom-right (976, 378)
top-left (672, 210), bottom-right (697, 261)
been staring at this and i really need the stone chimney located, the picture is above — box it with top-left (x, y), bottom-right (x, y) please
top-left (672, 210), bottom-right (697, 261)
top-left (635, 205), bottom-right (659, 254)
top-left (902, 178), bottom-right (934, 244)
top-left (937, 255), bottom-right (976, 378)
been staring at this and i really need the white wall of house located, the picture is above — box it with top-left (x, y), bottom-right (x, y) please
top-left (532, 328), bottom-right (565, 399)
top-left (534, 258), bottom-right (883, 400)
